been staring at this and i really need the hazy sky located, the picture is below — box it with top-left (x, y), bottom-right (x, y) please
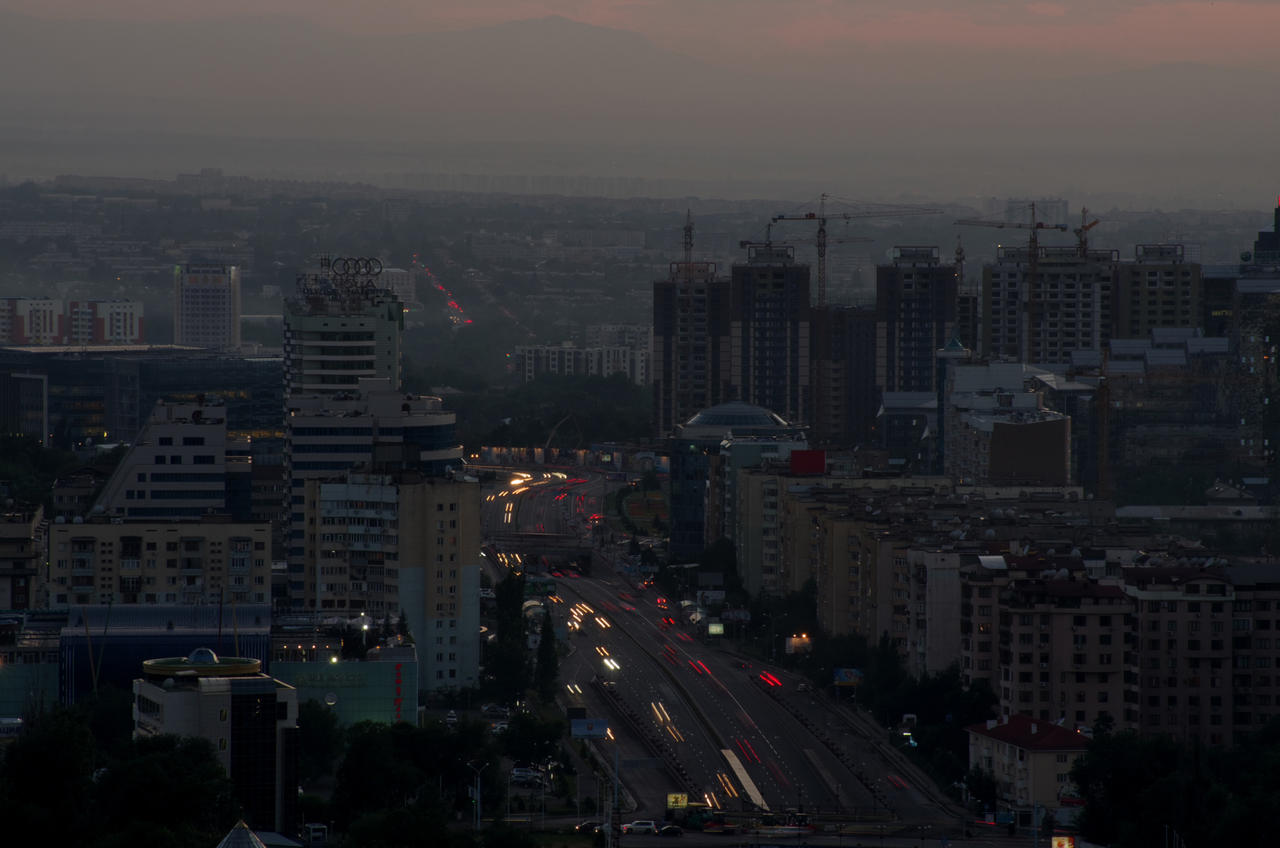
top-left (1, 1), bottom-right (1277, 204)
top-left (5, 0), bottom-right (1279, 73)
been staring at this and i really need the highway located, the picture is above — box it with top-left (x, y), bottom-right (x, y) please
top-left (479, 466), bottom-right (964, 835)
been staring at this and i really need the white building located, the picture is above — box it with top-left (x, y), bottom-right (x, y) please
top-left (134, 650), bottom-right (297, 833)
top-left (94, 399), bottom-right (247, 520)
top-left (173, 263), bottom-right (242, 350)
top-left (283, 271), bottom-right (403, 401)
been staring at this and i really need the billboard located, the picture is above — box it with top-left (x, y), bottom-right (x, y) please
top-left (666, 793), bottom-right (688, 809)
top-left (707, 622), bottom-right (724, 636)
top-left (571, 718), bottom-right (610, 739)
top-left (833, 667), bottom-right (864, 687)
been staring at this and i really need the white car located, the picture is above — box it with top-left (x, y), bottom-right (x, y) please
top-left (622, 821), bottom-right (658, 834)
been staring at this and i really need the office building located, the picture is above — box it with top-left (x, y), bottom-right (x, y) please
top-left (47, 518), bottom-right (271, 607)
top-left (652, 251), bottom-right (731, 438)
top-left (173, 263), bottom-right (242, 350)
top-left (0, 370), bottom-right (47, 443)
top-left (729, 243), bottom-right (811, 424)
top-left (1253, 199), bottom-right (1280, 266)
top-left (875, 247), bottom-right (957, 393)
top-left (134, 650), bottom-right (297, 834)
top-left (283, 261), bottom-right (403, 401)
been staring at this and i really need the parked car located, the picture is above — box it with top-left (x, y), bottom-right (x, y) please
top-left (622, 821), bottom-right (658, 834)
top-left (575, 821), bottom-right (603, 834)
top-left (659, 825), bottom-right (683, 837)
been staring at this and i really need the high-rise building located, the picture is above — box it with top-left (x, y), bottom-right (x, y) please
top-left (284, 377), bottom-right (463, 605)
top-left (133, 651), bottom-right (297, 834)
top-left (651, 252), bottom-right (731, 438)
top-left (875, 246), bottom-right (957, 393)
top-left (982, 247), bottom-right (1116, 364)
top-left (1111, 245), bottom-right (1203, 339)
top-left (283, 260), bottom-right (403, 401)
top-left (173, 264), bottom-right (241, 350)
top-left (302, 468), bottom-right (481, 691)
top-left (809, 305), bottom-right (876, 446)
top-left (1253, 199), bottom-right (1280, 266)
top-left (729, 243), bottom-right (811, 424)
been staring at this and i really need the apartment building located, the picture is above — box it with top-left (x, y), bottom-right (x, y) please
top-left (513, 342), bottom-right (648, 386)
top-left (284, 377), bottom-right (462, 592)
top-left (875, 246), bottom-right (957, 393)
top-left (651, 256), bottom-right (731, 438)
top-left (93, 399), bottom-right (250, 520)
top-left (967, 714), bottom-right (1089, 824)
top-left (65, 299), bottom-right (145, 345)
top-left (982, 247), bottom-right (1116, 364)
top-left (302, 469), bottom-right (481, 691)
top-left (0, 506), bottom-right (43, 609)
top-left (1112, 245), bottom-right (1202, 339)
top-left (47, 518), bottom-right (271, 606)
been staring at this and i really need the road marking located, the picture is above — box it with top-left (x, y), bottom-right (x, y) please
top-left (722, 748), bottom-right (769, 812)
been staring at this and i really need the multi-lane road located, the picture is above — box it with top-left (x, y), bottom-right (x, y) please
top-left (479, 467), bottom-right (964, 837)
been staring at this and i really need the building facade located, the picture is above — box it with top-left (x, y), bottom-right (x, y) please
top-left (173, 263), bottom-right (242, 350)
top-left (134, 651), bottom-right (297, 834)
top-left (730, 244), bottom-right (811, 425)
top-left (652, 259), bottom-right (731, 438)
top-left (47, 519), bottom-right (272, 606)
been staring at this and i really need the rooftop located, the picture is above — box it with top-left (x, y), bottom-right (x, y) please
top-left (967, 713), bottom-right (1090, 751)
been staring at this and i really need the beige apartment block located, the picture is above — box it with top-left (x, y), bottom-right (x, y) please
top-left (48, 518), bottom-right (271, 606)
top-left (967, 714), bottom-right (1089, 816)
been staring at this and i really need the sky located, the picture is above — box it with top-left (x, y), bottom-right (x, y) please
top-left (6, 0), bottom-right (1280, 73)
top-left (1, 1), bottom-right (1277, 205)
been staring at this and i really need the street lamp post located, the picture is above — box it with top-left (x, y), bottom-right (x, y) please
top-left (468, 761), bottom-right (489, 830)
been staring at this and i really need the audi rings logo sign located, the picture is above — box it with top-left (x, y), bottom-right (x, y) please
top-left (330, 257), bottom-right (383, 278)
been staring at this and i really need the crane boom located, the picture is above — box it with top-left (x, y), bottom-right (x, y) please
top-left (955, 203), bottom-right (1070, 361)
top-left (771, 193), bottom-right (941, 306)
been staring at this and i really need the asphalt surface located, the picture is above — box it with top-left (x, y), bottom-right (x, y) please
top-left (479, 466), bottom-right (968, 838)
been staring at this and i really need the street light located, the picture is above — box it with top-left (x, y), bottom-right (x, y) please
top-left (467, 760), bottom-right (489, 830)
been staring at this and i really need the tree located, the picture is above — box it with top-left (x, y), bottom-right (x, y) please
top-left (298, 699), bottom-right (344, 784)
top-left (534, 612), bottom-right (559, 701)
top-left (93, 735), bottom-right (238, 848)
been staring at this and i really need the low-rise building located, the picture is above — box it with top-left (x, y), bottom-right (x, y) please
top-left (967, 714), bottom-right (1089, 827)
top-left (134, 649), bottom-right (297, 834)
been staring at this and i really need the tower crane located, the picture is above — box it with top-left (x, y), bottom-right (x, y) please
top-left (955, 203), bottom-right (1069, 360)
top-left (771, 193), bottom-right (942, 307)
top-left (1074, 207), bottom-right (1101, 257)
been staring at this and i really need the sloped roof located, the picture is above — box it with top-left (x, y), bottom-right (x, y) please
top-left (966, 714), bottom-right (1090, 751)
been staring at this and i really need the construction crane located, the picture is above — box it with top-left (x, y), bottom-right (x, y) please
top-left (771, 193), bottom-right (942, 307)
top-left (1074, 207), bottom-right (1101, 257)
top-left (956, 203), bottom-right (1070, 360)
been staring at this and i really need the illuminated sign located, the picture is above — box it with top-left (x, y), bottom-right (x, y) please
top-left (666, 793), bottom-right (688, 809)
